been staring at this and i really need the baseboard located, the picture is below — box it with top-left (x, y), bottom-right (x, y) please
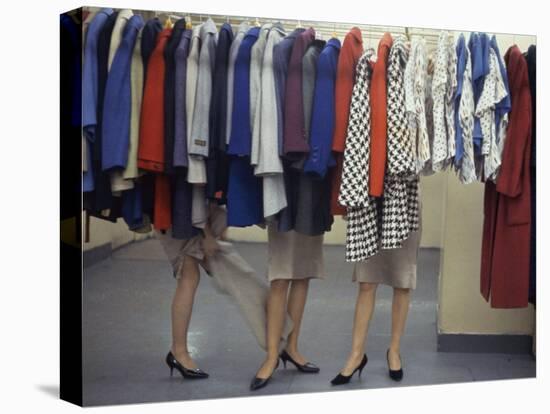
top-left (437, 333), bottom-right (533, 354)
top-left (83, 243), bottom-right (112, 268)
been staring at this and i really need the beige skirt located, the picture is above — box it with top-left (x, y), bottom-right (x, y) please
top-left (267, 224), bottom-right (325, 282)
top-left (353, 227), bottom-right (421, 289)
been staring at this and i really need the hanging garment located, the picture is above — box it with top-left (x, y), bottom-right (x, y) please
top-left (206, 23), bottom-right (234, 202)
top-left (381, 37), bottom-right (419, 248)
top-left (225, 22), bottom-right (250, 146)
top-left (445, 33), bottom-right (457, 166)
top-left (294, 39), bottom-right (337, 237)
top-left (105, 9), bottom-right (135, 193)
top-left (172, 28), bottom-right (192, 169)
top-left (226, 26), bottom-right (263, 227)
top-left (330, 28), bottom-right (363, 215)
top-left (273, 28), bottom-right (306, 156)
top-left (476, 47), bottom-right (508, 182)
top-left (189, 18), bottom-right (217, 161)
top-left (480, 45), bottom-right (532, 309)
top-left (82, 8), bottom-right (113, 193)
top-left (254, 24), bottom-right (287, 219)
top-left (277, 28), bottom-right (316, 232)
top-left (431, 31), bottom-right (450, 172)
top-left (170, 28), bottom-right (194, 240)
top-left (85, 10), bottom-right (119, 217)
top-left (338, 49), bottom-right (379, 261)
top-left (304, 38), bottom-right (341, 179)
top-left (251, 23), bottom-right (276, 168)
top-left (469, 32), bottom-right (491, 161)
top-left (163, 18), bottom-right (187, 175)
top-left (82, 11), bottom-right (95, 178)
top-left (101, 15), bottom-right (144, 174)
top-left (368, 32), bottom-right (393, 196)
top-left (525, 45), bottom-right (536, 306)
top-left (404, 37), bottom-right (429, 174)
top-left (140, 17), bottom-right (162, 81)
top-left (490, 36), bottom-right (512, 169)
top-left (122, 24), bottom-right (144, 181)
top-left (282, 27), bottom-right (316, 160)
top-left (455, 37), bottom-right (477, 184)
top-left (138, 28), bottom-right (172, 230)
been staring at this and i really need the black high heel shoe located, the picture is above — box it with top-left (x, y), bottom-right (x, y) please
top-left (280, 350), bottom-right (320, 373)
top-left (386, 349), bottom-right (403, 381)
top-left (330, 354), bottom-right (368, 386)
top-left (250, 359), bottom-right (280, 391)
top-left (165, 351), bottom-right (209, 379)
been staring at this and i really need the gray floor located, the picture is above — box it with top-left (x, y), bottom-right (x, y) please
top-left (82, 239), bottom-right (535, 406)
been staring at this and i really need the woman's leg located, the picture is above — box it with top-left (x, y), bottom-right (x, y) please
top-left (339, 282), bottom-right (378, 375)
top-left (255, 279), bottom-right (290, 379)
top-left (388, 287), bottom-right (411, 369)
top-left (284, 279), bottom-right (310, 364)
top-left (170, 256), bottom-right (201, 369)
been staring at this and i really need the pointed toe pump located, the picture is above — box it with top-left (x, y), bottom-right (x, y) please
top-left (386, 349), bottom-right (404, 381)
top-left (280, 350), bottom-right (320, 373)
top-left (330, 354), bottom-right (368, 386)
top-left (250, 360), bottom-right (280, 391)
top-left (166, 351), bottom-right (209, 380)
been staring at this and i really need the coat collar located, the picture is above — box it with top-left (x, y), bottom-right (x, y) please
top-left (348, 27), bottom-right (363, 44)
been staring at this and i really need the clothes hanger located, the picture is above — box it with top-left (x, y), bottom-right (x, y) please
top-left (164, 15), bottom-right (173, 29)
top-left (186, 14), bottom-right (193, 30)
top-left (255, 17), bottom-right (261, 27)
top-left (332, 23), bottom-right (337, 40)
top-left (296, 19), bottom-right (303, 29)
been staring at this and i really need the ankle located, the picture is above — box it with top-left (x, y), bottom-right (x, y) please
top-left (171, 345), bottom-right (189, 358)
top-left (388, 345), bottom-right (400, 355)
top-left (349, 349), bottom-right (365, 360)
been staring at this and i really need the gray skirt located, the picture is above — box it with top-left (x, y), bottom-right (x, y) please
top-left (267, 224), bottom-right (325, 282)
top-left (353, 227), bottom-right (421, 289)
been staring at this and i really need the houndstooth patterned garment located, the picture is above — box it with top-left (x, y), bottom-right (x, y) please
top-left (338, 49), bottom-right (380, 261)
top-left (340, 40), bottom-right (420, 262)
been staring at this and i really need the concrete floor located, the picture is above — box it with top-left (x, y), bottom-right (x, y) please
top-left (82, 239), bottom-right (535, 406)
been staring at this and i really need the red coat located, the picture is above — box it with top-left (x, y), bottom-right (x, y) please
top-left (138, 28), bottom-right (172, 230)
top-left (330, 28), bottom-right (363, 215)
top-left (480, 46), bottom-right (532, 308)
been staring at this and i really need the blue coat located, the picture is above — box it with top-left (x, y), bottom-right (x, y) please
top-left (227, 27), bottom-right (263, 227)
top-left (303, 38), bottom-right (341, 178)
top-left (468, 32), bottom-right (490, 155)
top-left (454, 34), bottom-right (467, 166)
top-left (101, 15), bottom-right (144, 171)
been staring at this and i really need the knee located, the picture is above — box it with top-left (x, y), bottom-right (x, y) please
top-left (359, 282), bottom-right (378, 293)
top-left (178, 256), bottom-right (200, 282)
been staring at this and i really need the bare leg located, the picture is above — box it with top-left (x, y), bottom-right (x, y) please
top-left (340, 282), bottom-right (378, 375)
top-left (255, 279), bottom-right (290, 379)
top-left (388, 287), bottom-right (411, 369)
top-left (285, 279), bottom-right (310, 365)
top-left (170, 256), bottom-right (201, 369)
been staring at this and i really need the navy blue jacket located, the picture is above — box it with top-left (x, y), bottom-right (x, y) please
top-left (227, 27), bottom-right (263, 227)
top-left (102, 15), bottom-right (144, 171)
top-left (141, 18), bottom-right (162, 82)
top-left (207, 23), bottom-right (234, 202)
top-left (163, 18), bottom-right (187, 174)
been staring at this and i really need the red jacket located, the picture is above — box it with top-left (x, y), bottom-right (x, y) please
top-left (480, 45), bottom-right (532, 308)
top-left (368, 32), bottom-right (392, 197)
top-left (138, 28), bottom-right (172, 230)
top-left (330, 27), bottom-right (363, 215)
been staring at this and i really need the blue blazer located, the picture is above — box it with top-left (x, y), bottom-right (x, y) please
top-left (303, 38), bottom-right (341, 178)
top-left (102, 15), bottom-right (144, 171)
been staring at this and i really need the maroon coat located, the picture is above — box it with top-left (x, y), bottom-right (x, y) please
top-left (480, 46), bottom-right (532, 308)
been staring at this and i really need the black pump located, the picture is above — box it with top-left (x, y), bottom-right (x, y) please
top-left (280, 350), bottom-right (320, 373)
top-left (386, 349), bottom-right (403, 381)
top-left (250, 359), bottom-right (280, 391)
top-left (165, 351), bottom-right (209, 380)
top-left (330, 354), bottom-right (368, 386)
